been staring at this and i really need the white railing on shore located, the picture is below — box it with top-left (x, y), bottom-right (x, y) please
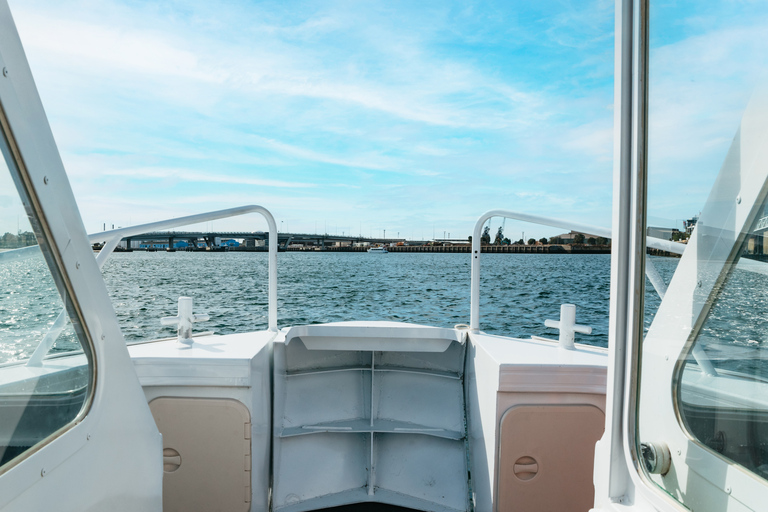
top-left (26, 205), bottom-right (278, 367)
top-left (469, 209), bottom-right (686, 333)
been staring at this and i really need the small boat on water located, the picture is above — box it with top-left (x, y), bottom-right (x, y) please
top-left (367, 245), bottom-right (388, 253)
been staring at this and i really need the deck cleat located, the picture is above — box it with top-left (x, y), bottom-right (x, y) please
top-left (160, 297), bottom-right (210, 344)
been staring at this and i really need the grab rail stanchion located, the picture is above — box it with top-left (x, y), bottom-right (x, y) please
top-left (469, 209), bottom-right (681, 333)
top-left (89, 205), bottom-right (279, 333)
top-left (29, 205), bottom-right (279, 365)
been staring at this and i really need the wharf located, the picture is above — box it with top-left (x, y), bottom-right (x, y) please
top-left (285, 244), bottom-right (611, 254)
top-left (107, 245), bottom-right (688, 256)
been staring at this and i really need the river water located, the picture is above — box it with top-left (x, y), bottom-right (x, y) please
top-left (2, 251), bottom-right (681, 364)
top-left (100, 252), bottom-right (680, 346)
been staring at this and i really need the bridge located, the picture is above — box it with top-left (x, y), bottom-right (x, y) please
top-left (104, 231), bottom-right (415, 250)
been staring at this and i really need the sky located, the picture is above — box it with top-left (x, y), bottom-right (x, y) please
top-left (2, 0), bottom-right (767, 240)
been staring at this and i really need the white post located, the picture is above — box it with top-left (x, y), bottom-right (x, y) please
top-left (470, 212), bottom-right (494, 332)
top-left (161, 296), bottom-right (210, 344)
top-left (265, 210), bottom-right (278, 332)
top-left (544, 304), bottom-right (592, 350)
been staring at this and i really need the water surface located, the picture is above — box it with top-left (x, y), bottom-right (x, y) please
top-left (2, 252), bottom-right (682, 363)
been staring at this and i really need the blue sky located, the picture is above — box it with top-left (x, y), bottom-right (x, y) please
top-left (5, 0), bottom-right (767, 240)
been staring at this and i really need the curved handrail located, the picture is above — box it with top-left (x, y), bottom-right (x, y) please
top-left (91, 205), bottom-right (278, 332)
top-left (27, 205), bottom-right (278, 367)
top-left (469, 209), bottom-right (686, 332)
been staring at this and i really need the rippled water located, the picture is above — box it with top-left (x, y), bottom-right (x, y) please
top-left (2, 252), bottom-right (682, 364)
top-left (101, 252), bottom-right (613, 344)
top-left (0, 252), bottom-right (80, 363)
top-left (696, 263), bottom-right (768, 375)
top-left (101, 252), bottom-right (682, 345)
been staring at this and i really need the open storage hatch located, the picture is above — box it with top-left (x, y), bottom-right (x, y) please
top-left (272, 322), bottom-right (470, 512)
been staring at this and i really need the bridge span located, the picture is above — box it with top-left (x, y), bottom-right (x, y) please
top-left (100, 231), bottom-right (414, 250)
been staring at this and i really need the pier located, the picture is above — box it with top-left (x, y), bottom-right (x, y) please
top-left (298, 244), bottom-right (611, 254)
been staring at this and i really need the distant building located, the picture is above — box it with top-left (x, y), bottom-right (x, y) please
top-left (550, 231), bottom-right (601, 244)
top-left (139, 241), bottom-right (168, 249)
top-left (647, 227), bottom-right (682, 241)
top-left (683, 216), bottom-right (698, 235)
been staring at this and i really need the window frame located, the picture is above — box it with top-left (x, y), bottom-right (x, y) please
top-left (612, 1), bottom-right (768, 510)
top-left (0, 56), bottom-right (96, 479)
top-left (598, 0), bottom-right (691, 510)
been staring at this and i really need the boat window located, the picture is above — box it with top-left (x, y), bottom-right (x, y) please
top-left (677, 200), bottom-right (768, 480)
top-left (0, 131), bottom-right (92, 470)
top-left (637, 0), bottom-right (768, 503)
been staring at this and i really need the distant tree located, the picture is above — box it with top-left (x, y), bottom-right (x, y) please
top-left (539, 237), bottom-right (548, 245)
top-left (515, 238), bottom-right (524, 245)
top-left (503, 237), bottom-right (511, 245)
top-left (527, 238), bottom-right (536, 245)
top-left (596, 237), bottom-right (609, 246)
top-left (481, 226), bottom-right (491, 244)
top-left (587, 237), bottom-right (596, 245)
top-left (549, 236), bottom-right (561, 245)
top-left (494, 226), bottom-right (504, 245)
top-left (0, 232), bottom-right (18, 248)
top-left (574, 233), bottom-right (585, 244)
top-left (467, 235), bottom-right (472, 243)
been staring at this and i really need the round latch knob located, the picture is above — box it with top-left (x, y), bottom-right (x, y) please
top-left (640, 441), bottom-right (671, 475)
top-left (513, 456), bottom-right (539, 481)
top-left (163, 447), bottom-right (182, 472)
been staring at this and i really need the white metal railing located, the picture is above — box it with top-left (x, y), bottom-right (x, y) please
top-left (26, 205), bottom-right (278, 367)
top-left (0, 244), bottom-right (40, 263)
top-left (91, 205), bottom-right (279, 332)
top-left (469, 209), bottom-right (685, 332)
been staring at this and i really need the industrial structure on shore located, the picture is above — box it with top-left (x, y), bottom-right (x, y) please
top-left (91, 230), bottom-right (616, 254)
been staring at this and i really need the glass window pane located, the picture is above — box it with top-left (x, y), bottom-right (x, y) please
top-left (679, 197), bottom-right (768, 479)
top-left (639, 0), bottom-right (768, 501)
top-left (0, 138), bottom-right (92, 468)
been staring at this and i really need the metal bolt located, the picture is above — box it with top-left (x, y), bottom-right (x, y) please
top-left (76, 261), bottom-right (80, 269)
top-left (726, 486), bottom-right (732, 494)
top-left (43, 176), bottom-right (49, 185)
top-left (736, 196), bottom-right (742, 204)
top-left (697, 280), bottom-right (702, 288)
top-left (100, 334), bottom-right (105, 340)
top-left (87, 433), bottom-right (91, 441)
top-left (2, 67), bottom-right (8, 77)
top-left (677, 449), bottom-right (681, 455)
top-left (40, 468), bottom-right (46, 477)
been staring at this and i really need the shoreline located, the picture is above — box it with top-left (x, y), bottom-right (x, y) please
top-left (104, 245), bottom-right (686, 257)
top-left (106, 245), bottom-right (621, 254)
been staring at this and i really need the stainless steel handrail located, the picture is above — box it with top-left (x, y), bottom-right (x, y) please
top-left (27, 205), bottom-right (278, 367)
top-left (469, 209), bottom-right (685, 332)
top-left (90, 205), bottom-right (279, 332)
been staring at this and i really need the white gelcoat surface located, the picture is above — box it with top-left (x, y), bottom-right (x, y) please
top-left (128, 331), bottom-right (274, 510)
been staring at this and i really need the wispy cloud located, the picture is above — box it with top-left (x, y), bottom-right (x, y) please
top-left (647, 15), bottom-right (768, 221)
top-left (102, 167), bottom-right (317, 189)
top-left (12, 0), bottom-right (758, 238)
